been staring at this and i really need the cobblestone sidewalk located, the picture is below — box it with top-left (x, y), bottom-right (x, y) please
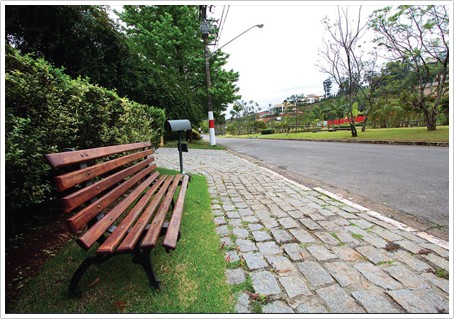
top-left (155, 148), bottom-right (450, 314)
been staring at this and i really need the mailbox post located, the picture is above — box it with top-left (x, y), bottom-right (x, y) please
top-left (164, 119), bottom-right (191, 174)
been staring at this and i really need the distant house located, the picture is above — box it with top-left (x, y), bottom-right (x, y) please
top-left (303, 94), bottom-right (323, 104)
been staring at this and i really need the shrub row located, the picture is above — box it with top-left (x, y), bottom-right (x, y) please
top-left (261, 129), bottom-right (275, 135)
top-left (5, 45), bottom-right (165, 213)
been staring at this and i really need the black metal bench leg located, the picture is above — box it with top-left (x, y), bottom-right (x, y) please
top-left (69, 254), bottom-right (112, 297)
top-left (141, 248), bottom-right (160, 291)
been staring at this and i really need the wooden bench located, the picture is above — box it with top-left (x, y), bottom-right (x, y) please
top-left (45, 142), bottom-right (189, 296)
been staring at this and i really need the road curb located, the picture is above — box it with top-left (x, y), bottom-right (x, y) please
top-left (314, 187), bottom-right (450, 250)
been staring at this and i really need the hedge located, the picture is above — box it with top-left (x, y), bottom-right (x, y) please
top-left (261, 129), bottom-right (275, 135)
top-left (5, 45), bottom-right (166, 213)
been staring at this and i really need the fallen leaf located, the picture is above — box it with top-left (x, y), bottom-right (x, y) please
top-left (88, 277), bottom-right (100, 288)
top-left (115, 300), bottom-right (126, 312)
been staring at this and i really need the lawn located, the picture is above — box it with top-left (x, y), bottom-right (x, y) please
top-left (10, 170), bottom-right (234, 314)
top-left (224, 126), bottom-right (449, 143)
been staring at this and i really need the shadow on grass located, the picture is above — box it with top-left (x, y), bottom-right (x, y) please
top-left (10, 172), bottom-right (234, 314)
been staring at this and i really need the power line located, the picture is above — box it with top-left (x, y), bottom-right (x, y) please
top-left (215, 5), bottom-right (230, 51)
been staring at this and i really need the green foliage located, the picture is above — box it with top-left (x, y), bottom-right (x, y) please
top-left (5, 45), bottom-right (165, 212)
top-left (261, 129), bottom-right (275, 135)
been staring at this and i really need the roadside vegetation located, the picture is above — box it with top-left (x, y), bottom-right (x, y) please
top-left (222, 126), bottom-right (449, 143)
top-left (10, 170), bottom-right (234, 314)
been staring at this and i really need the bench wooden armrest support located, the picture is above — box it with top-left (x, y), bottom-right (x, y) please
top-left (45, 142), bottom-right (189, 296)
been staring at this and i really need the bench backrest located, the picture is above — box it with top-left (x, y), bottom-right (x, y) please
top-left (45, 142), bottom-right (163, 249)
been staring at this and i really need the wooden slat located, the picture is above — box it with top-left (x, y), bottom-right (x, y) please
top-left (97, 175), bottom-right (167, 254)
top-left (45, 142), bottom-right (152, 169)
top-left (67, 165), bottom-right (157, 233)
top-left (77, 172), bottom-right (159, 250)
top-left (141, 175), bottom-right (182, 249)
top-left (61, 160), bottom-right (156, 213)
top-left (116, 176), bottom-right (174, 253)
top-left (54, 150), bottom-right (154, 191)
top-left (162, 175), bottom-right (189, 251)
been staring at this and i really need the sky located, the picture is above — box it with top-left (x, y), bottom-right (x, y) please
top-left (207, 2), bottom-right (386, 115)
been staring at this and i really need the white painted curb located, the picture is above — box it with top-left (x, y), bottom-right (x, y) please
top-left (314, 187), bottom-right (449, 250)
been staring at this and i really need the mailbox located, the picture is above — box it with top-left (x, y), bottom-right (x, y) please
top-left (165, 119), bottom-right (192, 174)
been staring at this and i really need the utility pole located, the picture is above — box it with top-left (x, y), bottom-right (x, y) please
top-left (200, 5), bottom-right (216, 146)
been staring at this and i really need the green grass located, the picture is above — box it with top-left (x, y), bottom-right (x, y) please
top-left (223, 126), bottom-right (449, 143)
top-left (10, 170), bottom-right (234, 314)
top-left (163, 139), bottom-right (226, 150)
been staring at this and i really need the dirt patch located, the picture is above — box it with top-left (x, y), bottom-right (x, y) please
top-left (5, 210), bottom-right (73, 313)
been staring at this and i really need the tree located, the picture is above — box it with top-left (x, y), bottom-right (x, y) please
top-left (318, 6), bottom-right (368, 137)
top-left (285, 94), bottom-right (305, 132)
top-left (323, 78), bottom-right (333, 98)
top-left (5, 5), bottom-right (134, 95)
top-left (119, 5), bottom-right (240, 126)
top-left (369, 5), bottom-right (449, 131)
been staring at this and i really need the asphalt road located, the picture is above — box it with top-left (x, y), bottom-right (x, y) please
top-left (216, 137), bottom-right (450, 239)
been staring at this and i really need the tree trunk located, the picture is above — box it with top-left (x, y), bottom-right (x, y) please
top-left (424, 109), bottom-right (437, 131)
top-left (350, 123), bottom-right (358, 137)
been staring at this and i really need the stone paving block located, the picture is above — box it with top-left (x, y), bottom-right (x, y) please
top-left (236, 239), bottom-right (257, 252)
top-left (341, 205), bottom-right (360, 214)
top-left (298, 261), bottom-right (334, 288)
top-left (413, 288), bottom-right (449, 312)
top-left (216, 225), bottom-right (230, 236)
top-left (324, 261), bottom-right (364, 288)
top-left (352, 289), bottom-right (404, 313)
top-left (247, 223), bottom-right (263, 231)
top-left (331, 246), bottom-right (363, 261)
top-left (386, 289), bottom-right (439, 313)
top-left (370, 226), bottom-right (405, 242)
top-left (299, 218), bottom-right (322, 230)
top-left (220, 237), bottom-right (234, 248)
top-left (419, 242), bottom-right (449, 258)
top-left (223, 205), bottom-right (237, 212)
top-left (252, 230), bottom-right (272, 242)
top-left (213, 216), bottom-right (227, 225)
top-left (226, 211), bottom-right (241, 219)
top-left (287, 210), bottom-right (306, 219)
top-left (318, 208), bottom-right (336, 217)
top-left (279, 275), bottom-right (312, 298)
top-left (420, 272), bottom-right (449, 293)
top-left (271, 228), bottom-right (294, 244)
top-left (238, 208), bottom-right (254, 217)
top-left (389, 250), bottom-right (431, 272)
top-left (212, 209), bottom-right (224, 216)
top-left (356, 246), bottom-right (393, 265)
top-left (226, 268), bottom-right (246, 285)
top-left (235, 292), bottom-right (251, 313)
top-left (278, 217), bottom-right (300, 229)
top-left (348, 218), bottom-right (374, 229)
top-left (423, 253), bottom-right (449, 271)
top-left (333, 217), bottom-right (351, 226)
top-left (257, 241), bottom-right (282, 257)
top-left (313, 231), bottom-right (341, 246)
top-left (396, 230), bottom-right (426, 243)
top-left (262, 301), bottom-right (294, 313)
top-left (243, 252), bottom-right (268, 270)
top-left (362, 233), bottom-right (388, 248)
top-left (383, 264), bottom-right (430, 289)
top-left (306, 245), bottom-right (337, 261)
top-left (228, 219), bottom-right (242, 227)
top-left (261, 217), bottom-right (279, 229)
top-left (289, 228), bottom-right (316, 243)
top-left (354, 262), bottom-right (403, 290)
top-left (225, 250), bottom-right (240, 263)
top-left (296, 300), bottom-right (328, 313)
top-left (282, 243), bottom-right (308, 261)
top-left (251, 271), bottom-right (282, 296)
top-left (306, 212), bottom-right (326, 221)
top-left (317, 284), bottom-right (365, 313)
top-left (266, 256), bottom-right (298, 276)
top-left (317, 220), bottom-right (339, 231)
top-left (232, 227), bottom-right (249, 239)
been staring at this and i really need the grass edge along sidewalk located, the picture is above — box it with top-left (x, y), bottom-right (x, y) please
top-left (223, 126), bottom-right (449, 145)
top-left (9, 169), bottom-right (234, 314)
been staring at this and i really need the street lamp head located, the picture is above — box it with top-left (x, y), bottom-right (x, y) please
top-left (257, 24), bottom-right (264, 28)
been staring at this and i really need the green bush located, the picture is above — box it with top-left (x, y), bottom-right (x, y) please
top-left (261, 128), bottom-right (275, 135)
top-left (5, 45), bottom-right (165, 213)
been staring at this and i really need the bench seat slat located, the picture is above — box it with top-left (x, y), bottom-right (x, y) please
top-left (55, 150), bottom-right (154, 191)
top-left (116, 176), bottom-right (173, 253)
top-left (162, 174), bottom-right (189, 251)
top-left (141, 175), bottom-right (182, 249)
top-left (45, 142), bottom-right (152, 169)
top-left (77, 172), bottom-right (160, 250)
top-left (97, 175), bottom-right (167, 254)
top-left (67, 165), bottom-right (156, 233)
top-left (62, 160), bottom-right (155, 213)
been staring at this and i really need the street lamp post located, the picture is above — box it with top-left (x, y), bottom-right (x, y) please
top-left (201, 20), bottom-right (263, 146)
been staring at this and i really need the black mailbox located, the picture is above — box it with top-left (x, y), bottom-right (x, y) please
top-left (165, 119), bottom-right (191, 174)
